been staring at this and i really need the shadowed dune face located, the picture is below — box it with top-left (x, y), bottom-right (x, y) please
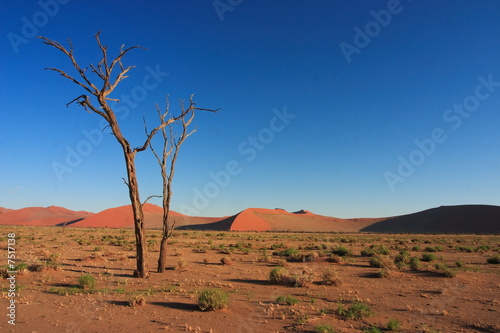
top-left (361, 205), bottom-right (500, 234)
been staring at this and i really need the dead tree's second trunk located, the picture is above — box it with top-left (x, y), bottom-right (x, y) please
top-left (157, 233), bottom-right (168, 273)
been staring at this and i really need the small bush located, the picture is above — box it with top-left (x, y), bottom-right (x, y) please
top-left (337, 302), bottom-right (374, 320)
top-left (276, 295), bottom-right (299, 305)
top-left (78, 274), bottom-right (96, 290)
top-left (315, 324), bottom-right (335, 333)
top-left (332, 246), bottom-right (352, 257)
top-left (269, 267), bottom-right (289, 284)
top-left (387, 318), bottom-right (401, 331)
top-left (376, 268), bottom-right (392, 278)
top-left (197, 288), bottom-right (229, 311)
top-left (291, 270), bottom-right (314, 287)
top-left (421, 253), bottom-right (437, 262)
top-left (394, 250), bottom-right (410, 265)
top-left (363, 326), bottom-right (383, 333)
top-left (486, 254), bottom-right (500, 264)
top-left (434, 263), bottom-right (456, 278)
top-left (320, 267), bottom-right (342, 286)
top-left (409, 257), bottom-right (421, 270)
top-left (330, 254), bottom-right (344, 264)
top-left (369, 255), bottom-right (390, 268)
top-left (15, 262), bottom-right (28, 275)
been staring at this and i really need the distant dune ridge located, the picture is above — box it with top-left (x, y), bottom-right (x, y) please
top-left (0, 206), bottom-right (93, 226)
top-left (0, 204), bottom-right (498, 234)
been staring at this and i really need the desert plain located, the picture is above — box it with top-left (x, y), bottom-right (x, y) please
top-left (1, 221), bottom-right (499, 333)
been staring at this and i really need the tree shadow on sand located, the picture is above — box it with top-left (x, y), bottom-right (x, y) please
top-left (226, 278), bottom-right (270, 286)
top-left (150, 301), bottom-right (199, 311)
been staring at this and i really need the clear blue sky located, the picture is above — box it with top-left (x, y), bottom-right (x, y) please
top-left (1, 0), bottom-right (499, 218)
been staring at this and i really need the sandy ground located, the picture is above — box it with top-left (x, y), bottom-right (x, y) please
top-left (0, 226), bottom-right (499, 333)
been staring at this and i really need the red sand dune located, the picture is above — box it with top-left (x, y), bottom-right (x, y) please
top-left (181, 208), bottom-right (386, 232)
top-left (70, 203), bottom-right (221, 229)
top-left (0, 207), bottom-right (13, 214)
top-left (0, 206), bottom-right (93, 226)
top-left (2, 204), bottom-right (498, 234)
top-left (72, 203), bottom-right (169, 228)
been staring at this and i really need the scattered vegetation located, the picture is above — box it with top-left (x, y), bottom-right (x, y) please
top-left (315, 324), bottom-right (335, 333)
top-left (387, 318), bottom-right (401, 331)
top-left (276, 295), bottom-right (299, 305)
top-left (78, 274), bottom-right (96, 290)
top-left (197, 288), bottom-right (230, 311)
top-left (269, 267), bottom-right (289, 284)
top-left (320, 267), bottom-right (342, 286)
top-left (336, 301), bottom-right (374, 320)
top-left (421, 253), bottom-right (438, 262)
top-left (331, 246), bottom-right (352, 257)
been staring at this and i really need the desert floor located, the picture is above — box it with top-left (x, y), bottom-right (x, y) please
top-left (0, 226), bottom-right (499, 333)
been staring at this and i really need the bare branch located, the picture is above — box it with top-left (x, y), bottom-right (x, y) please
top-left (38, 36), bottom-right (99, 94)
top-left (44, 67), bottom-right (95, 94)
top-left (143, 195), bottom-right (161, 205)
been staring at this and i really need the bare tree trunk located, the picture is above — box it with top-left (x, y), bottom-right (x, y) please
top-left (124, 152), bottom-right (149, 278)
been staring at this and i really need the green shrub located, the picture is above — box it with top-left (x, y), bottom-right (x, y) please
top-left (269, 267), bottom-right (289, 284)
top-left (332, 246), bottom-right (352, 257)
top-left (421, 253), bottom-right (437, 262)
top-left (486, 254), bottom-right (500, 264)
top-left (394, 250), bottom-right (410, 264)
top-left (280, 248), bottom-right (299, 257)
top-left (363, 326), bottom-right (383, 333)
top-left (369, 255), bottom-right (390, 268)
top-left (361, 245), bottom-right (390, 256)
top-left (315, 324), bottom-right (335, 333)
top-left (78, 274), bottom-right (96, 290)
top-left (276, 295), bottom-right (299, 305)
top-left (376, 268), bottom-right (392, 278)
top-left (434, 263), bottom-right (456, 278)
top-left (197, 288), bottom-right (229, 311)
top-left (387, 318), bottom-right (401, 331)
top-left (442, 268), bottom-right (457, 278)
top-left (15, 262), bottom-right (28, 275)
top-left (337, 302), bottom-right (374, 320)
top-left (409, 257), bottom-right (421, 270)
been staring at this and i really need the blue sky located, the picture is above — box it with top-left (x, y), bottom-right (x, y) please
top-left (1, 0), bottom-right (499, 218)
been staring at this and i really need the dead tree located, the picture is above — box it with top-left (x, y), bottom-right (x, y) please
top-left (39, 32), bottom-right (199, 278)
top-left (146, 96), bottom-right (215, 272)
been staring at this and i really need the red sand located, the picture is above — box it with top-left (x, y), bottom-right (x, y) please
top-left (0, 206), bottom-right (92, 226)
top-left (229, 208), bottom-right (272, 231)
